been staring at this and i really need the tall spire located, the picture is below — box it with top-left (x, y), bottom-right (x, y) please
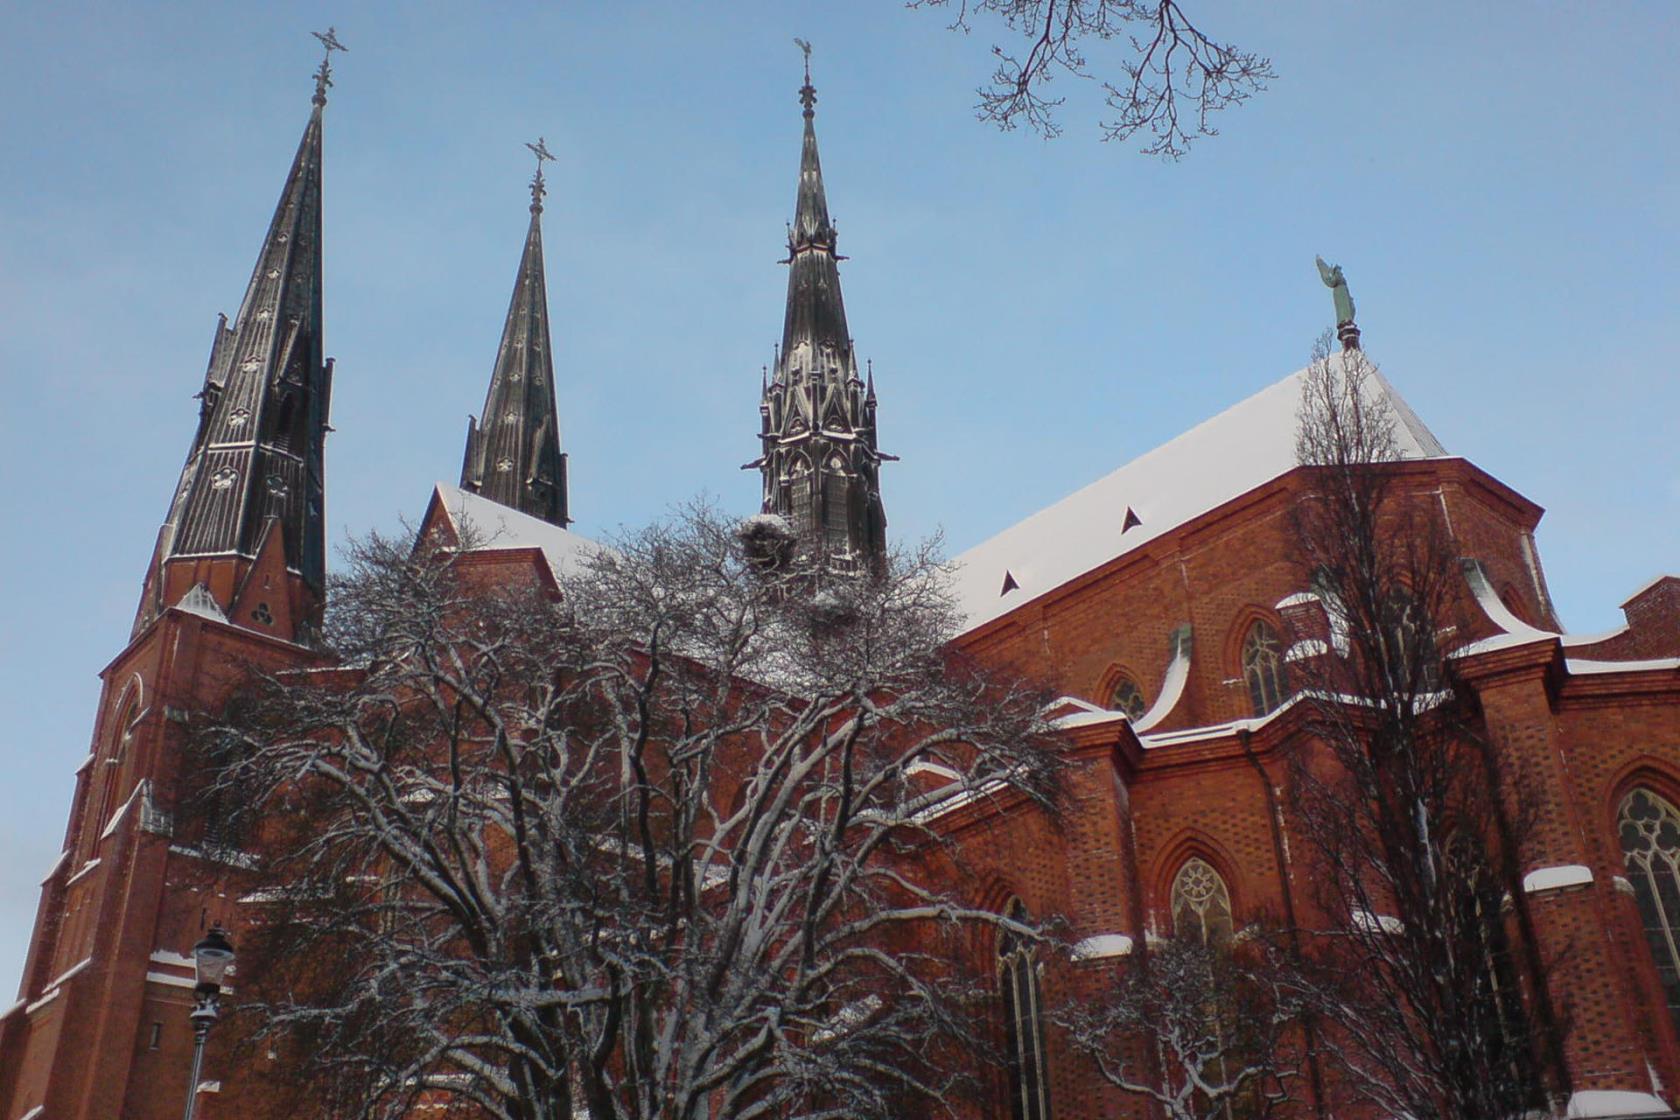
top-left (138, 30), bottom-right (341, 637)
top-left (751, 44), bottom-right (890, 572)
top-left (460, 138), bottom-right (570, 527)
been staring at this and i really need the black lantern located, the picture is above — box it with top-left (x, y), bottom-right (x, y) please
top-left (182, 924), bottom-right (234, 1120)
top-left (191, 925), bottom-right (236, 996)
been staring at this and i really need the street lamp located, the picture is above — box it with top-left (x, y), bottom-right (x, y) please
top-left (183, 924), bottom-right (235, 1120)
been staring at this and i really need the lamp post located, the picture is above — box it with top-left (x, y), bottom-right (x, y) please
top-left (182, 924), bottom-right (235, 1120)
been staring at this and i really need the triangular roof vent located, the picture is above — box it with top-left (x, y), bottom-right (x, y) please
top-left (175, 583), bottom-right (228, 623)
top-left (1122, 507), bottom-right (1142, 533)
top-left (1000, 570), bottom-right (1020, 596)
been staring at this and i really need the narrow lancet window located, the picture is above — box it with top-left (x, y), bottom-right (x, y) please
top-left (999, 900), bottom-right (1052, 1120)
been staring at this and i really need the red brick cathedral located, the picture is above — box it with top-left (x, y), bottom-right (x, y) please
top-left (4, 42), bottom-right (1679, 1120)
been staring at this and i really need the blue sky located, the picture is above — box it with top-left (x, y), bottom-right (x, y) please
top-left (1, 2), bottom-right (1675, 991)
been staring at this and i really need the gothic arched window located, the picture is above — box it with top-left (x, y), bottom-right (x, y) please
top-left (999, 900), bottom-right (1052, 1120)
top-left (1618, 788), bottom-right (1680, 1033)
top-left (1241, 622), bottom-right (1290, 717)
top-left (787, 459), bottom-right (813, 529)
top-left (1381, 588), bottom-right (1439, 693)
top-left (1109, 676), bottom-right (1147, 720)
top-left (822, 468), bottom-right (849, 552)
top-left (1171, 857), bottom-right (1233, 947)
top-left (97, 695), bottom-right (140, 834)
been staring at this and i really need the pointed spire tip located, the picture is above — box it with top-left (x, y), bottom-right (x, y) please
top-left (525, 136), bottom-right (555, 214)
top-left (794, 37), bottom-right (816, 117)
top-left (310, 27), bottom-right (347, 107)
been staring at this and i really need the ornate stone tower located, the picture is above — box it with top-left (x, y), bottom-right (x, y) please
top-left (0, 36), bottom-right (343, 1119)
top-left (750, 54), bottom-right (890, 572)
top-left (459, 140), bottom-right (570, 527)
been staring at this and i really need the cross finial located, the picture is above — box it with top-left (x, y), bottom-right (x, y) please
top-left (794, 38), bottom-right (816, 117)
top-left (525, 136), bottom-right (555, 213)
top-left (311, 27), bottom-right (347, 107)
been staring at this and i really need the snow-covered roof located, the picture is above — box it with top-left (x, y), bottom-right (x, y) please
top-left (432, 483), bottom-right (604, 583)
top-left (949, 363), bottom-right (1447, 633)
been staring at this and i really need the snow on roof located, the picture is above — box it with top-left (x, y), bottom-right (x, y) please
top-left (433, 483), bottom-right (605, 583)
top-left (949, 361), bottom-right (1447, 633)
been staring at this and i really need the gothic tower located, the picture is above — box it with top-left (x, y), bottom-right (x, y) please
top-left (132, 49), bottom-right (338, 646)
top-left (459, 142), bottom-right (570, 527)
top-left (752, 59), bottom-right (890, 571)
top-left (0, 39), bottom-right (342, 1119)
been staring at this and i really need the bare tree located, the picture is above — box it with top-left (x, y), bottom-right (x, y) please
top-left (192, 508), bottom-right (1062, 1120)
top-left (1284, 335), bottom-right (1564, 1120)
top-left (912, 0), bottom-right (1274, 157)
top-left (1059, 934), bottom-right (1305, 1120)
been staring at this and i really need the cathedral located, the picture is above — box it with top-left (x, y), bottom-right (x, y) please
top-left (3, 36), bottom-right (1679, 1120)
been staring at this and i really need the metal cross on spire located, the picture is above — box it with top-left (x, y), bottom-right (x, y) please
top-left (525, 136), bottom-right (555, 213)
top-left (311, 26), bottom-right (347, 107)
top-left (794, 38), bottom-right (816, 116)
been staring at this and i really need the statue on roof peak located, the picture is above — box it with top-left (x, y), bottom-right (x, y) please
top-left (1316, 255), bottom-right (1356, 326)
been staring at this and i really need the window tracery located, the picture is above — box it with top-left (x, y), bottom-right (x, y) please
top-left (788, 459), bottom-right (813, 528)
top-left (1619, 788), bottom-right (1680, 1033)
top-left (1171, 857), bottom-right (1233, 947)
top-left (823, 470), bottom-right (849, 551)
top-left (1109, 675), bottom-right (1147, 721)
top-left (1241, 622), bottom-right (1290, 717)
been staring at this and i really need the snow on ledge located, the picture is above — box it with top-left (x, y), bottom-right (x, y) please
top-left (1072, 934), bottom-right (1135, 960)
top-left (39, 849), bottom-right (70, 885)
top-left (1286, 638), bottom-right (1329, 662)
top-left (1523, 865), bottom-right (1594, 894)
top-left (23, 987), bottom-right (61, 1016)
top-left (912, 777), bottom-right (1009, 824)
top-left (906, 759), bottom-right (961, 782)
top-left (65, 857), bottom-right (102, 886)
top-left (1350, 909), bottom-right (1404, 935)
top-left (99, 779), bottom-right (149, 840)
top-left (1566, 1090), bottom-right (1671, 1118)
top-left (1047, 696), bottom-right (1115, 730)
top-left (1566, 657), bottom-right (1680, 676)
top-left (46, 957), bottom-right (92, 990)
top-left (1454, 559), bottom-right (1557, 657)
top-left (19, 1106), bottom-right (45, 1120)
top-left (1134, 626), bottom-right (1193, 733)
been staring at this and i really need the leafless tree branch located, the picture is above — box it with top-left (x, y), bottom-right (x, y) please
top-left (1283, 336), bottom-right (1567, 1120)
top-left (185, 508), bottom-right (1065, 1120)
top-left (912, 0), bottom-right (1274, 157)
